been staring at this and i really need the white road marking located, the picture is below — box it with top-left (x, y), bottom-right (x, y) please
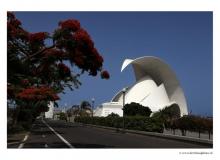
top-left (42, 119), bottom-right (74, 148)
top-left (8, 141), bottom-right (20, 145)
top-left (18, 133), bottom-right (29, 148)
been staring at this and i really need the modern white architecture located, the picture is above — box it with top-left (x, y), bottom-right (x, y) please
top-left (94, 102), bottom-right (123, 117)
top-left (45, 101), bottom-right (54, 118)
top-left (94, 56), bottom-right (188, 117)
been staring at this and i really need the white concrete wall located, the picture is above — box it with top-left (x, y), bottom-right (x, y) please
top-left (93, 106), bottom-right (103, 117)
top-left (102, 107), bottom-right (123, 117)
top-left (141, 83), bottom-right (170, 112)
top-left (125, 76), bottom-right (157, 104)
top-left (94, 102), bottom-right (123, 117)
top-left (114, 77), bottom-right (171, 113)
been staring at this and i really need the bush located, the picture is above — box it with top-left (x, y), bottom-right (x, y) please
top-left (79, 110), bottom-right (90, 117)
top-left (162, 103), bottom-right (181, 120)
top-left (124, 102), bottom-right (152, 117)
top-left (59, 112), bottom-right (67, 121)
top-left (75, 116), bottom-right (163, 133)
top-left (152, 103), bottom-right (181, 122)
top-left (167, 115), bottom-right (213, 137)
top-left (107, 113), bottom-right (120, 118)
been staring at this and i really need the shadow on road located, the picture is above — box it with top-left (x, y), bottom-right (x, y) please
top-left (71, 143), bottom-right (114, 148)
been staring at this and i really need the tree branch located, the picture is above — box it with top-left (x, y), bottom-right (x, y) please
top-left (25, 45), bottom-right (55, 61)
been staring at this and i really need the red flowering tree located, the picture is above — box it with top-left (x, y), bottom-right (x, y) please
top-left (101, 70), bottom-right (110, 79)
top-left (7, 12), bottom-right (110, 126)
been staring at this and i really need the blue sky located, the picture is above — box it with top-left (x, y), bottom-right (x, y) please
top-left (14, 12), bottom-right (213, 116)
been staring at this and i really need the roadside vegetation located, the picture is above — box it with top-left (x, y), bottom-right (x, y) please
top-left (75, 103), bottom-right (213, 138)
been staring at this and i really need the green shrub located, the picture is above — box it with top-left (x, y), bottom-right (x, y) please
top-left (152, 103), bottom-right (181, 122)
top-left (165, 115), bottom-right (213, 137)
top-left (75, 116), bottom-right (163, 133)
top-left (107, 113), bottom-right (120, 118)
top-left (59, 112), bottom-right (67, 121)
top-left (124, 102), bottom-right (152, 117)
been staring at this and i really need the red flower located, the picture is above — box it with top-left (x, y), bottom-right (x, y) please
top-left (7, 13), bottom-right (28, 40)
top-left (58, 63), bottom-right (70, 76)
top-left (74, 29), bottom-right (94, 49)
top-left (13, 19), bottom-right (21, 26)
top-left (101, 70), bottom-right (110, 79)
top-left (52, 94), bottom-right (60, 101)
top-left (72, 50), bottom-right (85, 67)
top-left (7, 12), bottom-right (15, 19)
top-left (7, 24), bottom-right (19, 38)
top-left (7, 12), bottom-right (21, 28)
top-left (29, 32), bottom-right (48, 43)
top-left (17, 86), bottom-right (59, 101)
top-left (43, 48), bottom-right (65, 58)
top-left (74, 57), bottom-right (84, 67)
top-left (92, 48), bottom-right (103, 64)
top-left (59, 19), bottom-right (80, 31)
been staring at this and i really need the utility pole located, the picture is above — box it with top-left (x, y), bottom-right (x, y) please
top-left (122, 88), bottom-right (126, 133)
top-left (91, 98), bottom-right (95, 117)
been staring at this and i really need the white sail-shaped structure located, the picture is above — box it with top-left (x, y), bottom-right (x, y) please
top-left (94, 56), bottom-right (188, 117)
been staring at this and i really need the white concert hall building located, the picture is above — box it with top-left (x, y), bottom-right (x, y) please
top-left (94, 56), bottom-right (188, 117)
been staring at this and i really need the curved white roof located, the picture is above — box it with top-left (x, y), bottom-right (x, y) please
top-left (112, 56), bottom-right (188, 116)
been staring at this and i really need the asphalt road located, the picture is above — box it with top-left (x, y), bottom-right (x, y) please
top-left (11, 119), bottom-right (212, 148)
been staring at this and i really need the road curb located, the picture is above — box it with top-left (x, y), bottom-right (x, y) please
top-left (76, 122), bottom-right (213, 146)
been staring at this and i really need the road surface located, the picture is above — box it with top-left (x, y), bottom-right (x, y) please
top-left (8, 119), bottom-right (212, 148)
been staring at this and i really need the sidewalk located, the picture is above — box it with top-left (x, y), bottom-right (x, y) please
top-left (67, 117), bottom-right (213, 141)
top-left (74, 122), bottom-right (213, 146)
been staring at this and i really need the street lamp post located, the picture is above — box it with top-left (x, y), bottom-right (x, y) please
top-left (64, 103), bottom-right (67, 122)
top-left (64, 103), bottom-right (67, 113)
top-left (91, 98), bottom-right (95, 117)
top-left (122, 88), bottom-right (126, 133)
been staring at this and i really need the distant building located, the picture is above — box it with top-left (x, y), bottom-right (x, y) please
top-left (45, 102), bottom-right (54, 118)
top-left (53, 107), bottom-right (63, 120)
top-left (94, 56), bottom-right (188, 117)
